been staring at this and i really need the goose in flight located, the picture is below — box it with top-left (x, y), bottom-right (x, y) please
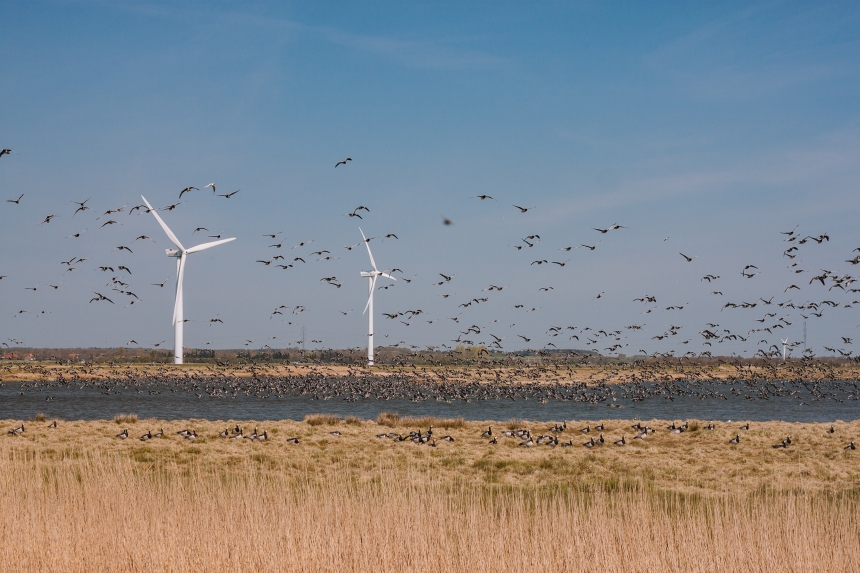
top-left (335, 157), bottom-right (352, 168)
top-left (6, 194), bottom-right (23, 204)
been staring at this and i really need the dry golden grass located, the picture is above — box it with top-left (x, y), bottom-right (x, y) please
top-left (4, 358), bottom-right (860, 385)
top-left (2, 418), bottom-right (859, 571)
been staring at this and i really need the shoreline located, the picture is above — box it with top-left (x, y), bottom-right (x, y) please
top-left (3, 360), bottom-right (860, 384)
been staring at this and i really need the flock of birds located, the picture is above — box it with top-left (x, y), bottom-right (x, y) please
top-left (6, 417), bottom-right (856, 453)
top-left (2, 149), bottom-right (860, 362)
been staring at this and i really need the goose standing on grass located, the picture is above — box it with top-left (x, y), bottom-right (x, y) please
top-left (827, 425), bottom-right (835, 434)
top-left (740, 423), bottom-right (750, 431)
top-left (846, 441), bottom-right (856, 450)
top-left (185, 431), bottom-right (197, 441)
top-left (153, 428), bottom-right (164, 438)
top-left (614, 435), bottom-right (626, 446)
top-left (518, 432), bottom-right (534, 447)
top-left (286, 437), bottom-right (300, 444)
top-left (219, 428), bottom-right (229, 438)
top-left (117, 428), bottom-right (128, 439)
top-left (594, 423), bottom-right (605, 431)
top-left (255, 431), bottom-right (268, 441)
top-left (8, 424), bottom-right (24, 435)
top-left (597, 433), bottom-right (605, 445)
top-left (230, 429), bottom-right (243, 439)
top-left (730, 434), bottom-right (740, 444)
top-left (139, 430), bottom-right (152, 441)
top-left (441, 435), bottom-right (455, 442)
top-left (481, 426), bottom-right (493, 438)
top-left (583, 437), bottom-right (596, 448)
top-left (47, 420), bottom-right (57, 429)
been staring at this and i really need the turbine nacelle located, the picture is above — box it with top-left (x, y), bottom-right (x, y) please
top-left (166, 248), bottom-right (181, 257)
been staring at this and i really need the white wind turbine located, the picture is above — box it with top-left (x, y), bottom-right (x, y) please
top-left (142, 196), bottom-right (235, 364)
top-left (359, 228), bottom-right (395, 366)
top-left (781, 338), bottom-right (789, 360)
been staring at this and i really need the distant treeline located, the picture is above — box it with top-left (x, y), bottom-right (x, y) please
top-left (2, 345), bottom-right (857, 368)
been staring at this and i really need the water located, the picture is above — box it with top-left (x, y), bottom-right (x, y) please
top-left (1, 378), bottom-right (858, 422)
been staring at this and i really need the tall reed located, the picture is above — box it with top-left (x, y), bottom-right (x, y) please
top-left (0, 449), bottom-right (856, 572)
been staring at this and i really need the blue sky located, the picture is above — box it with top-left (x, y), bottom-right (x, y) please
top-left (1, 1), bottom-right (859, 357)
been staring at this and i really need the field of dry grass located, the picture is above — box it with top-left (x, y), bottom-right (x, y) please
top-left (1, 415), bottom-right (858, 571)
top-left (3, 358), bottom-right (860, 385)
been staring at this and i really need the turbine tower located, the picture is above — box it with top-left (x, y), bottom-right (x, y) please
top-left (359, 228), bottom-right (395, 366)
top-left (142, 196), bottom-right (235, 364)
top-left (781, 338), bottom-right (789, 361)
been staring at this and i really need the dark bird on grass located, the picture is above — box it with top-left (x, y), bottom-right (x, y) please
top-left (6, 194), bottom-right (24, 204)
top-left (729, 434), bottom-right (740, 444)
top-left (335, 157), bottom-right (352, 168)
top-left (117, 429), bottom-right (128, 439)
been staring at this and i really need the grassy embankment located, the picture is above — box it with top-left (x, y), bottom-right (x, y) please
top-left (1, 414), bottom-right (858, 571)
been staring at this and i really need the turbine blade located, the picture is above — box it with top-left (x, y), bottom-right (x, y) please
top-left (359, 227), bottom-right (378, 271)
top-left (172, 253), bottom-right (187, 324)
top-left (186, 237), bottom-right (236, 254)
top-left (141, 196), bottom-right (184, 251)
top-left (363, 275), bottom-right (377, 314)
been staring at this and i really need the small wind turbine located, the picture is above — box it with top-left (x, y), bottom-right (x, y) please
top-left (781, 338), bottom-right (789, 360)
top-left (142, 196), bottom-right (235, 364)
top-left (359, 228), bottom-right (395, 366)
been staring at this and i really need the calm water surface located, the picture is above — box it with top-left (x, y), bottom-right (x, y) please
top-left (1, 379), bottom-right (857, 422)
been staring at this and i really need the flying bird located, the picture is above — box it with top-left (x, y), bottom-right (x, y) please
top-left (335, 157), bottom-right (352, 168)
top-left (513, 205), bottom-right (534, 213)
top-left (179, 186), bottom-right (198, 198)
top-left (6, 194), bottom-right (23, 204)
